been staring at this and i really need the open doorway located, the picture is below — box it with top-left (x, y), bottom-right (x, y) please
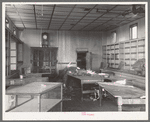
top-left (76, 52), bottom-right (86, 69)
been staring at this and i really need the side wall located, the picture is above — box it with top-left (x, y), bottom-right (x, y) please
top-left (6, 15), bottom-right (19, 37)
top-left (19, 30), bottom-right (104, 72)
top-left (105, 17), bottom-right (145, 44)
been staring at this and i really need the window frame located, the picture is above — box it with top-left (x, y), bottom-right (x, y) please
top-left (129, 23), bottom-right (138, 40)
top-left (111, 31), bottom-right (117, 43)
top-left (13, 27), bottom-right (16, 35)
top-left (5, 18), bottom-right (9, 28)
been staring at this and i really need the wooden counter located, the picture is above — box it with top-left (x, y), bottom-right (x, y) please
top-left (98, 82), bottom-right (145, 111)
top-left (6, 82), bottom-right (62, 112)
top-left (6, 77), bottom-right (49, 88)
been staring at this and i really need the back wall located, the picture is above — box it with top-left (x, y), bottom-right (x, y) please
top-left (18, 30), bottom-right (104, 73)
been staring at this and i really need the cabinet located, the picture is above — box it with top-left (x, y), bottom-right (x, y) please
top-left (31, 47), bottom-right (58, 74)
top-left (102, 38), bottom-right (145, 70)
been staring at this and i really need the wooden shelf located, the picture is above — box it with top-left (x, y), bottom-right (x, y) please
top-left (102, 38), bottom-right (145, 70)
top-left (138, 52), bottom-right (145, 53)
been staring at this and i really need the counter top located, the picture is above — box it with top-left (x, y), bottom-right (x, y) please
top-left (6, 77), bottom-right (49, 88)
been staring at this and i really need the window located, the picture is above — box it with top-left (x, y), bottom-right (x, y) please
top-left (5, 18), bottom-right (9, 28)
top-left (111, 31), bottom-right (116, 43)
top-left (13, 27), bottom-right (16, 35)
top-left (130, 23), bottom-right (138, 39)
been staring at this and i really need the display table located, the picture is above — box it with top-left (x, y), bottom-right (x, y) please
top-left (6, 82), bottom-right (62, 112)
top-left (67, 74), bottom-right (103, 100)
top-left (97, 82), bottom-right (145, 111)
top-left (6, 77), bottom-right (49, 88)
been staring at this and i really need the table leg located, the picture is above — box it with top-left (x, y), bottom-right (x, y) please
top-left (61, 84), bottom-right (63, 100)
top-left (99, 86), bottom-right (103, 106)
top-left (117, 96), bottom-right (122, 111)
top-left (14, 95), bottom-right (18, 107)
top-left (37, 95), bottom-right (41, 112)
top-left (31, 95), bottom-right (34, 99)
top-left (81, 83), bottom-right (83, 101)
top-left (60, 101), bottom-right (62, 112)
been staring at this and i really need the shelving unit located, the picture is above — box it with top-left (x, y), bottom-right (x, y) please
top-left (102, 46), bottom-right (107, 64)
top-left (5, 27), bottom-right (24, 76)
top-left (102, 37), bottom-right (145, 70)
top-left (30, 47), bottom-right (58, 74)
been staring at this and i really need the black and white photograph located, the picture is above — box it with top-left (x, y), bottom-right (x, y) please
top-left (2, 1), bottom-right (148, 120)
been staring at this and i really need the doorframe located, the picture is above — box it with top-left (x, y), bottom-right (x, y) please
top-left (76, 48), bottom-right (88, 69)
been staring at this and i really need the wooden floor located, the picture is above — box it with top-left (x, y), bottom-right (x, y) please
top-left (50, 95), bottom-right (145, 112)
top-left (62, 97), bottom-right (118, 112)
top-left (49, 81), bottom-right (145, 112)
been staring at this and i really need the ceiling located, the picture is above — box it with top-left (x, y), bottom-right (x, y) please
top-left (5, 4), bottom-right (145, 31)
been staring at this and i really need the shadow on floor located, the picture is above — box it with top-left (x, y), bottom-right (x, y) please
top-left (50, 96), bottom-right (145, 112)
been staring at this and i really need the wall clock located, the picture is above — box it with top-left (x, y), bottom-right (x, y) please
top-left (42, 32), bottom-right (48, 47)
top-left (43, 34), bottom-right (47, 40)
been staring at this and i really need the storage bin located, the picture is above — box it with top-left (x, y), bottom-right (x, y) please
top-left (115, 44), bottom-right (119, 48)
top-left (111, 45), bottom-right (115, 49)
top-left (138, 46), bottom-right (145, 52)
top-left (106, 46), bottom-right (110, 50)
top-left (125, 42), bottom-right (130, 47)
top-left (131, 54), bottom-right (137, 58)
top-left (125, 54), bottom-right (130, 59)
top-left (131, 48), bottom-right (137, 52)
top-left (138, 53), bottom-right (145, 59)
top-left (125, 48), bottom-right (130, 53)
top-left (115, 50), bottom-right (119, 53)
top-left (138, 40), bottom-right (145, 45)
top-left (115, 60), bottom-right (119, 63)
top-left (131, 41), bottom-right (137, 46)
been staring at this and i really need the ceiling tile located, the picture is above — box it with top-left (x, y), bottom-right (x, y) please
top-left (54, 11), bottom-right (70, 16)
top-left (118, 20), bottom-right (131, 25)
top-left (97, 17), bottom-right (111, 21)
top-left (75, 4), bottom-right (95, 8)
top-left (5, 4), bottom-right (145, 31)
top-left (96, 5), bottom-right (116, 10)
top-left (53, 16), bottom-right (67, 19)
top-left (14, 4), bottom-right (34, 9)
top-left (72, 8), bottom-right (87, 13)
top-left (102, 12), bottom-right (119, 17)
top-left (19, 13), bottom-right (34, 17)
top-left (68, 16), bottom-right (83, 19)
top-left (55, 6), bottom-right (74, 12)
top-left (16, 9), bottom-right (34, 14)
top-left (56, 5), bottom-right (75, 8)
top-left (112, 5), bottom-right (132, 11)
top-left (80, 19), bottom-right (95, 23)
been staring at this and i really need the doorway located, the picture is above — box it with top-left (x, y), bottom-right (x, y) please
top-left (76, 52), bottom-right (86, 69)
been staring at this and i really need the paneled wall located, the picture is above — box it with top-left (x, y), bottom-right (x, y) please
top-left (19, 30), bottom-right (104, 72)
